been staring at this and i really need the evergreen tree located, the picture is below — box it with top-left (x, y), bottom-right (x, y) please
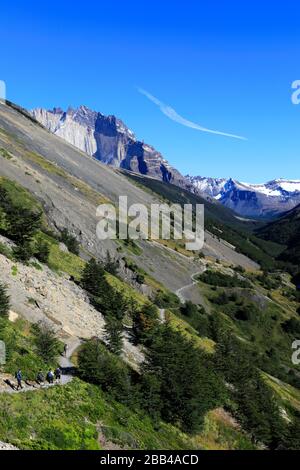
top-left (279, 412), bottom-right (300, 449)
top-left (180, 300), bottom-right (198, 317)
top-left (78, 338), bottom-right (131, 401)
top-left (13, 240), bottom-right (35, 262)
top-left (132, 303), bottom-right (159, 345)
top-left (81, 258), bottom-right (105, 296)
top-left (0, 282), bottom-right (10, 318)
top-left (142, 325), bottom-right (225, 432)
top-left (0, 187), bottom-right (11, 216)
top-left (32, 321), bottom-right (60, 363)
top-left (59, 228), bottom-right (80, 255)
top-left (6, 207), bottom-right (42, 244)
top-left (139, 372), bottom-right (162, 420)
top-left (35, 238), bottom-right (50, 263)
top-left (93, 280), bottom-right (128, 321)
top-left (214, 333), bottom-right (285, 448)
top-left (104, 315), bottom-right (123, 355)
top-left (82, 259), bottom-right (128, 320)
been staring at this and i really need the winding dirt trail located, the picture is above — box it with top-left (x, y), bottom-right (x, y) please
top-left (175, 266), bottom-right (207, 304)
top-left (0, 337), bottom-right (81, 394)
top-left (58, 337), bottom-right (82, 385)
top-left (158, 308), bottom-right (166, 323)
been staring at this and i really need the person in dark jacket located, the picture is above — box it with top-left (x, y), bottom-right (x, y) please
top-left (36, 370), bottom-right (45, 385)
top-left (15, 369), bottom-right (23, 390)
top-left (54, 367), bottom-right (61, 381)
top-left (46, 369), bottom-right (54, 384)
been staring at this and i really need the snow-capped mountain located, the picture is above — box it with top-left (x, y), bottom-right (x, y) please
top-left (186, 176), bottom-right (229, 198)
top-left (186, 176), bottom-right (300, 218)
top-left (31, 106), bottom-right (186, 185)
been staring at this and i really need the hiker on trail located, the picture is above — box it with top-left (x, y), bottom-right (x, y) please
top-left (54, 367), bottom-right (61, 381)
top-left (15, 369), bottom-right (23, 390)
top-left (46, 369), bottom-right (54, 384)
top-left (64, 344), bottom-right (68, 357)
top-left (36, 370), bottom-right (44, 385)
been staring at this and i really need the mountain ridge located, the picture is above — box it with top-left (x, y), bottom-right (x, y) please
top-left (187, 175), bottom-right (300, 219)
top-left (32, 104), bottom-right (300, 220)
top-left (31, 105), bottom-right (187, 186)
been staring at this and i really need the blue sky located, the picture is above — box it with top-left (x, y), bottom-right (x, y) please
top-left (0, 1), bottom-right (299, 182)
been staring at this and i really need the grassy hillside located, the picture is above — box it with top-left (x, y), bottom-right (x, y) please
top-left (194, 268), bottom-right (300, 386)
top-left (257, 204), bottom-right (300, 267)
top-left (0, 316), bottom-right (253, 451)
top-left (0, 127), bottom-right (300, 449)
top-left (123, 172), bottom-right (283, 269)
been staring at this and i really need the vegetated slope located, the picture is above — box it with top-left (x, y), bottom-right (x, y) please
top-left (257, 204), bottom-right (300, 266)
top-left (0, 318), bottom-right (197, 450)
top-left (0, 319), bottom-right (252, 451)
top-left (0, 178), bottom-right (258, 449)
top-left (123, 172), bottom-right (283, 269)
top-left (0, 114), bottom-right (300, 449)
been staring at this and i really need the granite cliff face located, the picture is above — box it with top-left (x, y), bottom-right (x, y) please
top-left (32, 106), bottom-right (185, 184)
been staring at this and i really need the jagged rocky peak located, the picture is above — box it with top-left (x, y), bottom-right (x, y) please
top-left (186, 175), bottom-right (228, 198)
top-left (31, 105), bottom-right (183, 184)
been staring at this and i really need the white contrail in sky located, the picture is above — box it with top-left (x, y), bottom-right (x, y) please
top-left (138, 87), bottom-right (247, 141)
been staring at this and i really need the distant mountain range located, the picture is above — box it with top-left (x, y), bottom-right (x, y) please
top-left (186, 176), bottom-right (300, 219)
top-left (31, 106), bottom-right (300, 220)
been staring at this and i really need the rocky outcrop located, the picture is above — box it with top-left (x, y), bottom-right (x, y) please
top-left (32, 106), bottom-right (185, 185)
top-left (0, 252), bottom-right (105, 339)
top-left (0, 237), bottom-right (145, 368)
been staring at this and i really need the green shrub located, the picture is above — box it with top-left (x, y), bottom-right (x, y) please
top-left (142, 325), bottom-right (226, 432)
top-left (132, 303), bottom-right (159, 345)
top-left (59, 229), bottom-right (80, 255)
top-left (31, 322), bottom-right (61, 363)
top-left (282, 318), bottom-right (300, 336)
top-left (13, 241), bottom-right (35, 262)
top-left (199, 270), bottom-right (251, 288)
top-left (34, 238), bottom-right (50, 263)
top-left (104, 315), bottom-right (123, 355)
top-left (78, 339), bottom-right (131, 402)
top-left (154, 290), bottom-right (180, 309)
